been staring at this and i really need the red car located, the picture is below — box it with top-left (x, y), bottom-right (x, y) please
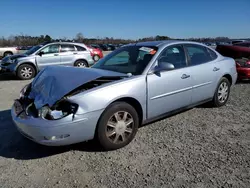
top-left (87, 46), bottom-right (104, 62)
top-left (216, 42), bottom-right (250, 80)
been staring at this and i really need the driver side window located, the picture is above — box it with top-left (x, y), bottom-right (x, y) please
top-left (158, 45), bottom-right (187, 69)
top-left (40, 44), bottom-right (59, 54)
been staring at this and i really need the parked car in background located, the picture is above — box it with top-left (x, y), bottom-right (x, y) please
top-left (0, 47), bottom-right (23, 58)
top-left (0, 42), bottom-right (94, 80)
top-left (204, 42), bottom-right (216, 47)
top-left (229, 40), bottom-right (247, 45)
top-left (114, 44), bottom-right (124, 49)
top-left (216, 42), bottom-right (250, 80)
top-left (90, 44), bottom-right (102, 50)
top-left (87, 45), bottom-right (104, 61)
top-left (107, 44), bottom-right (116, 51)
top-left (11, 40), bottom-right (237, 150)
top-left (98, 44), bottom-right (112, 51)
top-left (233, 41), bottom-right (250, 48)
top-left (16, 46), bottom-right (33, 51)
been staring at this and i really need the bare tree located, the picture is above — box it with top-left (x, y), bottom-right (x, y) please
top-left (75, 32), bottom-right (84, 43)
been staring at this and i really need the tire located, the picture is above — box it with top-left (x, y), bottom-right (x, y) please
top-left (74, 60), bottom-right (88, 67)
top-left (17, 64), bottom-right (36, 80)
top-left (93, 55), bottom-right (100, 62)
top-left (211, 77), bottom-right (231, 107)
top-left (96, 102), bottom-right (139, 150)
top-left (3, 52), bottom-right (13, 57)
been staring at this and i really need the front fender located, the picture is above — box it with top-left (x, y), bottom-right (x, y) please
top-left (67, 76), bottom-right (147, 119)
top-left (14, 61), bottom-right (38, 73)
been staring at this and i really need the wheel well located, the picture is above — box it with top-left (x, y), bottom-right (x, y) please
top-left (74, 59), bottom-right (89, 66)
top-left (223, 74), bottom-right (232, 85)
top-left (17, 63), bottom-right (37, 75)
top-left (4, 51), bottom-right (13, 56)
top-left (112, 97), bottom-right (143, 125)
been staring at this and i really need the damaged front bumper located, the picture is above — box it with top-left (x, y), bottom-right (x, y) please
top-left (11, 102), bottom-right (104, 146)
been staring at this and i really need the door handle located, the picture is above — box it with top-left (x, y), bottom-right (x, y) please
top-left (73, 52), bottom-right (78, 54)
top-left (213, 67), bottom-right (220, 71)
top-left (181, 74), bottom-right (190, 79)
top-left (54, 54), bottom-right (59, 56)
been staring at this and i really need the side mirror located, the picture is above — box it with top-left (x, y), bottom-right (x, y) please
top-left (152, 61), bottom-right (175, 73)
top-left (38, 51), bottom-right (44, 56)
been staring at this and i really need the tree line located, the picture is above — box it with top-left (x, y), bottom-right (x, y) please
top-left (0, 32), bottom-right (246, 47)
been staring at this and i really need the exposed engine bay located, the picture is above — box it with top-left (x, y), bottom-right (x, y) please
top-left (235, 57), bottom-right (250, 68)
top-left (17, 76), bottom-right (123, 120)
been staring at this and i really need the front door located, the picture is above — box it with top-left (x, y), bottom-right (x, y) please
top-left (147, 45), bottom-right (193, 119)
top-left (35, 44), bottom-right (60, 70)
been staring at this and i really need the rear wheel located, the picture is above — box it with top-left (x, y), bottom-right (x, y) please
top-left (17, 64), bottom-right (36, 80)
top-left (74, 60), bottom-right (88, 67)
top-left (96, 102), bottom-right (139, 150)
top-left (211, 77), bottom-right (231, 107)
top-left (3, 51), bottom-right (13, 57)
top-left (93, 55), bottom-right (100, 62)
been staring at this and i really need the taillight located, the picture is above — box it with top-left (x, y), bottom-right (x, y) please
top-left (89, 48), bottom-right (94, 56)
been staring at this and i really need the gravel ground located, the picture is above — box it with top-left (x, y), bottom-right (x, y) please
top-left (0, 73), bottom-right (249, 188)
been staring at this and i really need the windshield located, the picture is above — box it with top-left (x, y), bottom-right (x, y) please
top-left (92, 45), bottom-right (158, 75)
top-left (25, 45), bottom-right (42, 55)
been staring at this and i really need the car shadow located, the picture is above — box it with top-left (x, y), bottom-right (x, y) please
top-left (236, 79), bottom-right (250, 84)
top-left (0, 109), bottom-right (105, 160)
top-left (0, 73), bottom-right (19, 81)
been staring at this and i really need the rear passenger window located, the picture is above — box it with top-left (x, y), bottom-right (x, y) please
top-left (185, 44), bottom-right (212, 66)
top-left (158, 45), bottom-right (187, 69)
top-left (207, 48), bottom-right (217, 60)
top-left (60, 44), bottom-right (75, 52)
top-left (75, 45), bottom-right (86, 51)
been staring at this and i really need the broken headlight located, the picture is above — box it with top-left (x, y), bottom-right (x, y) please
top-left (20, 83), bottom-right (31, 98)
top-left (38, 101), bottom-right (78, 120)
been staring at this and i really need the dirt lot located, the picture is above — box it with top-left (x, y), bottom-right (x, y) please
top-left (0, 73), bottom-right (249, 188)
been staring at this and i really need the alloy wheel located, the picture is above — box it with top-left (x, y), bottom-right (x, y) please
top-left (21, 67), bottom-right (33, 79)
top-left (218, 82), bottom-right (229, 103)
top-left (76, 62), bottom-right (86, 67)
top-left (106, 111), bottom-right (134, 144)
top-left (93, 55), bottom-right (100, 61)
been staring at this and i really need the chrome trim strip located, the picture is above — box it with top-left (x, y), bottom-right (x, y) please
top-left (192, 81), bottom-right (212, 89)
top-left (151, 86), bottom-right (193, 100)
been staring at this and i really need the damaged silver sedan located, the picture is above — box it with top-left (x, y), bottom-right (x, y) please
top-left (11, 41), bottom-right (237, 150)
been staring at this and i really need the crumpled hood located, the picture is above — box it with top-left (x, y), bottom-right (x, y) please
top-left (1, 54), bottom-right (27, 62)
top-left (28, 66), bottom-right (127, 109)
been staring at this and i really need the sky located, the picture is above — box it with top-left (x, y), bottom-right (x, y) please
top-left (1, 0), bottom-right (250, 39)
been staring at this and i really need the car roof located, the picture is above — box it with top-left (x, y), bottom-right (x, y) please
top-left (43, 42), bottom-right (87, 46)
top-left (126, 40), bottom-right (206, 47)
top-left (234, 41), bottom-right (250, 45)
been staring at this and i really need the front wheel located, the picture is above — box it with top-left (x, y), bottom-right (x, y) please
top-left (211, 77), bottom-right (231, 107)
top-left (96, 102), bottom-right (139, 150)
top-left (17, 64), bottom-right (36, 80)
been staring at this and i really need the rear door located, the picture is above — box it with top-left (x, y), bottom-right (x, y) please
top-left (183, 44), bottom-right (221, 104)
top-left (59, 44), bottom-right (77, 66)
top-left (74, 45), bottom-right (93, 65)
top-left (36, 44), bottom-right (60, 70)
